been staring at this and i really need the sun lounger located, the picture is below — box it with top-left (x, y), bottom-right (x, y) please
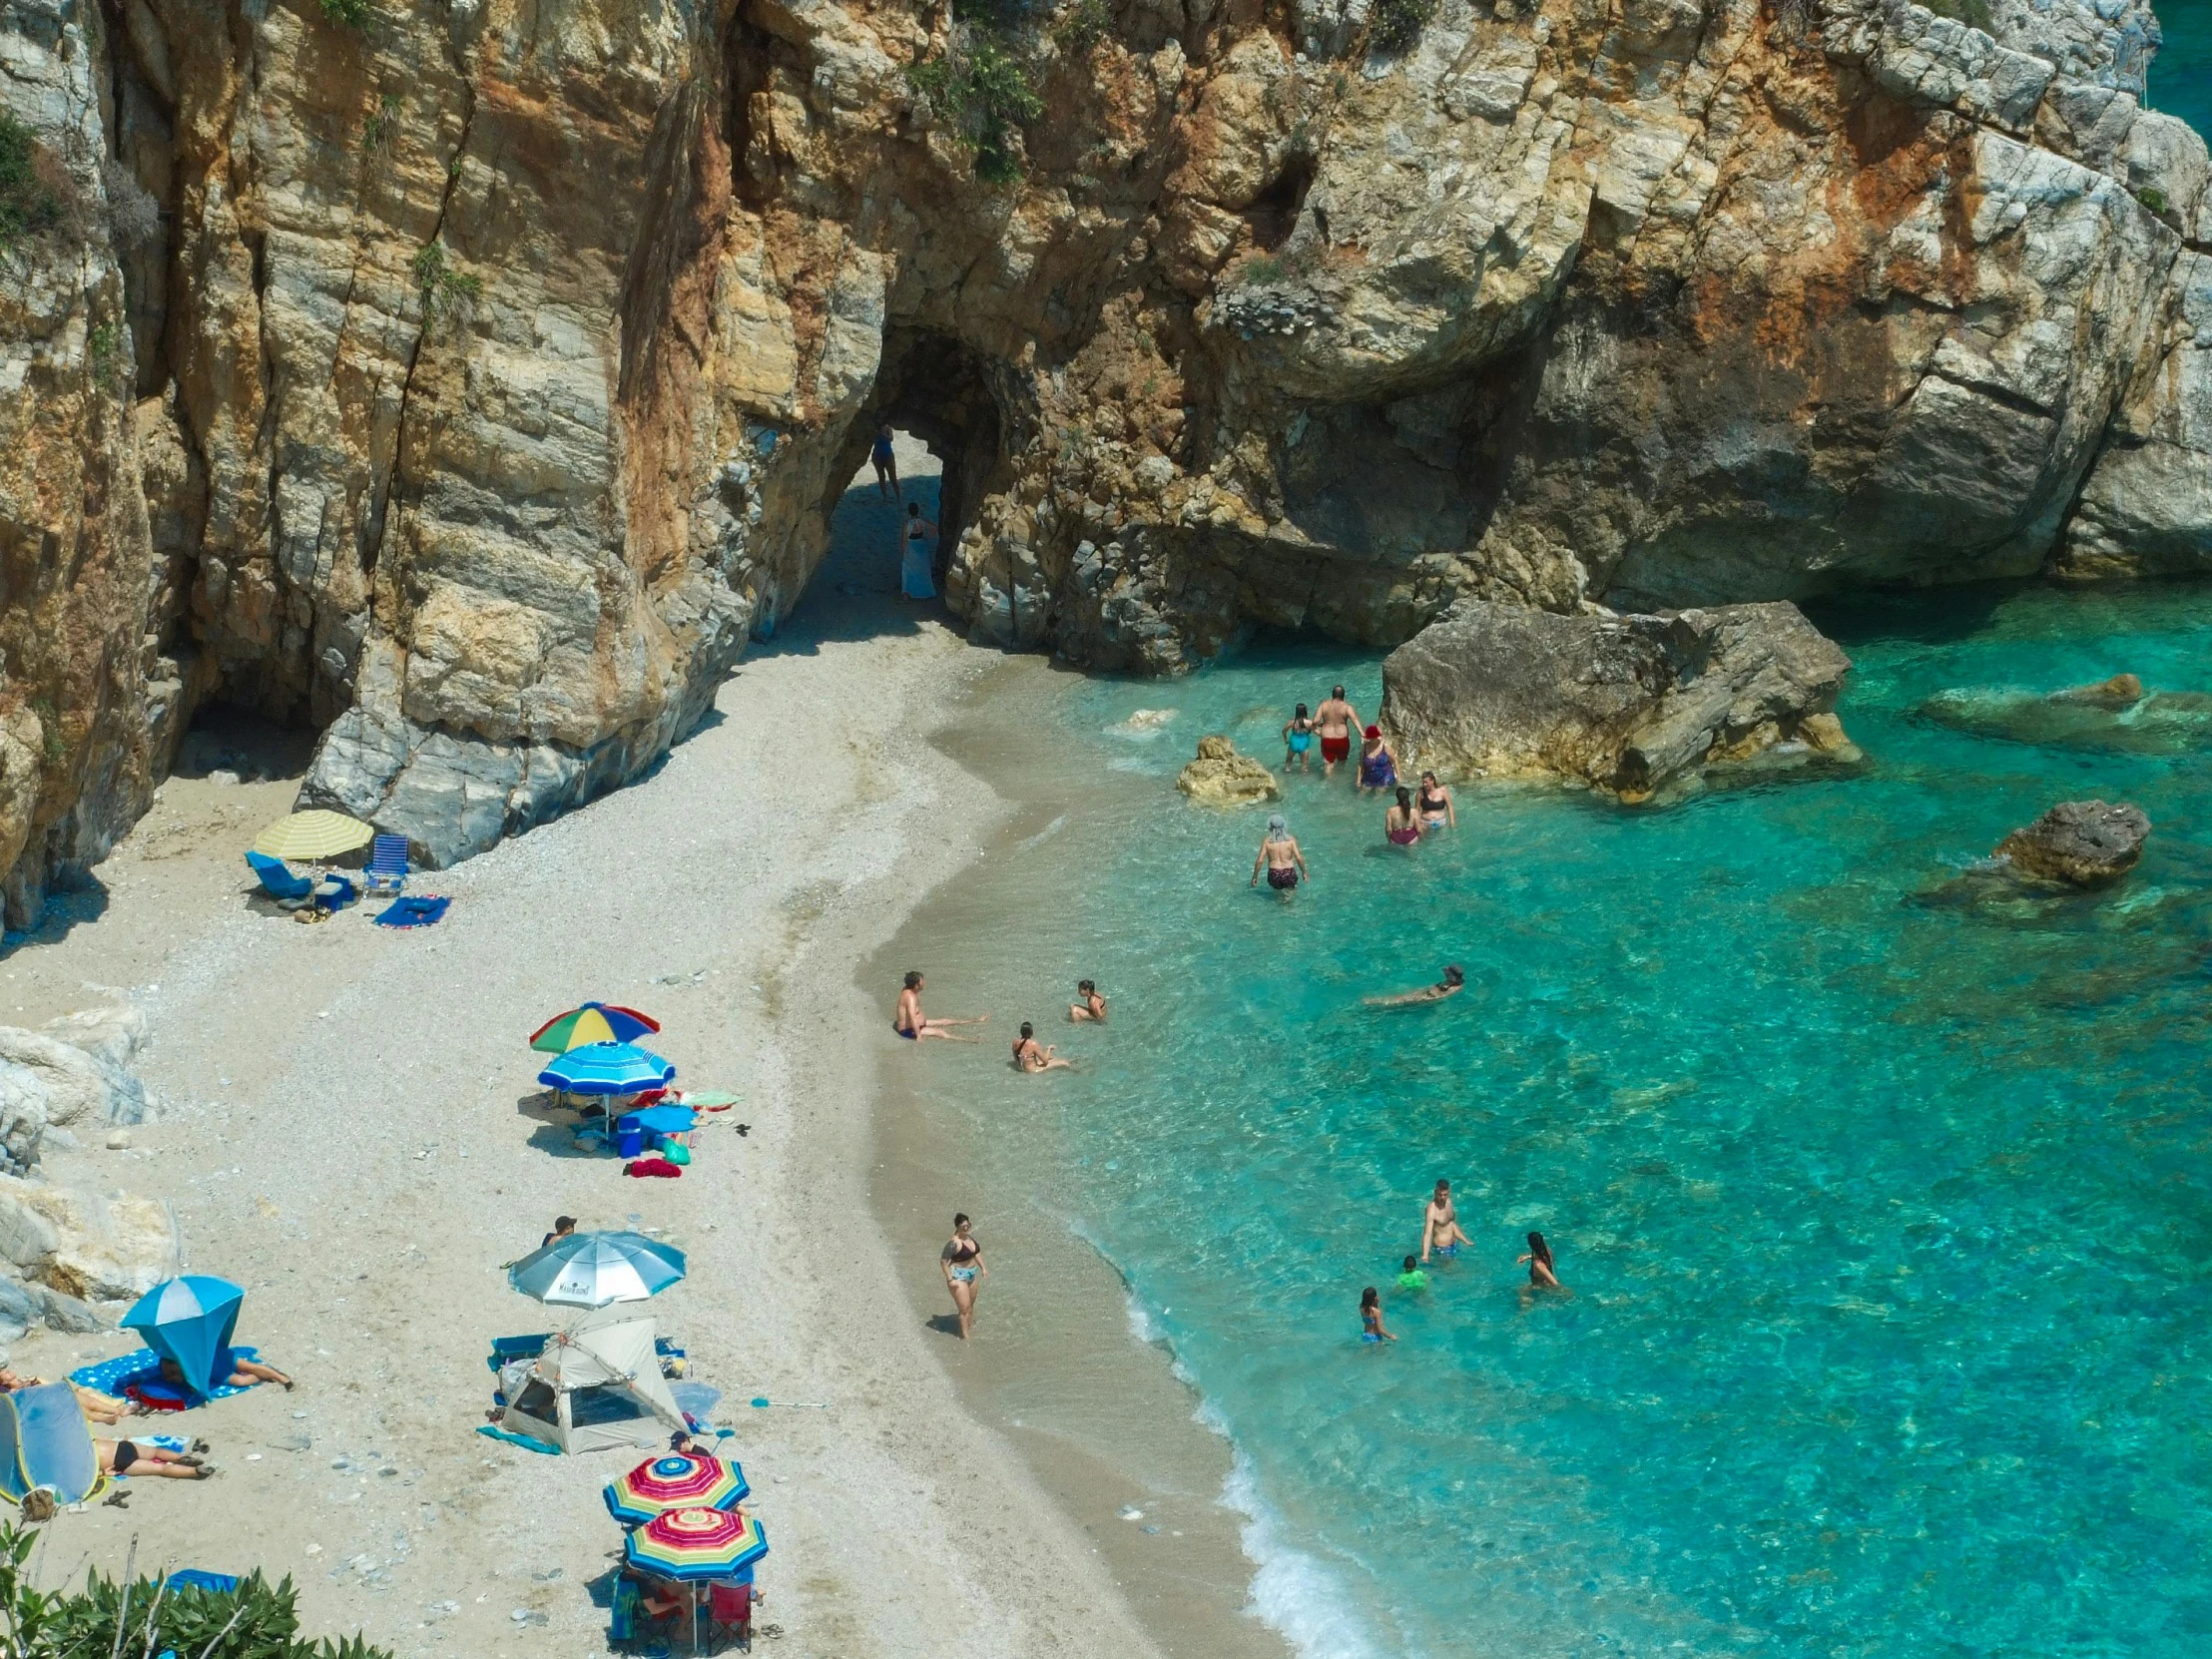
top-left (245, 852), bottom-right (314, 907)
top-left (364, 833), bottom-right (409, 895)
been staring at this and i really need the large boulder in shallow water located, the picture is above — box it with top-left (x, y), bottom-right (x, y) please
top-left (1176, 738), bottom-right (1282, 809)
top-left (1919, 679), bottom-right (2212, 754)
top-left (1379, 602), bottom-right (1857, 802)
top-left (1996, 801), bottom-right (2150, 887)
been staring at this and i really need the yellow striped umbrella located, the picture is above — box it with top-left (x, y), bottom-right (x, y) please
top-left (252, 810), bottom-right (374, 861)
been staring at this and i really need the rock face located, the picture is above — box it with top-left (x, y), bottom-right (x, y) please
top-left (3, 0), bottom-right (2208, 871)
top-left (1995, 799), bottom-right (2150, 885)
top-left (1176, 736), bottom-right (1282, 807)
top-left (1380, 601), bottom-right (1856, 799)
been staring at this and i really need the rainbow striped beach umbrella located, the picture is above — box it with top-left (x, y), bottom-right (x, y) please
top-left (529, 1002), bottom-right (661, 1054)
top-left (604, 1452), bottom-right (750, 1525)
top-left (625, 1506), bottom-right (768, 1581)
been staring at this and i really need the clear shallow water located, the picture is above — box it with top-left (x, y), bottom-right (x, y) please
top-left (924, 583), bottom-right (2212, 1657)
top-left (2151, 2), bottom-right (2211, 139)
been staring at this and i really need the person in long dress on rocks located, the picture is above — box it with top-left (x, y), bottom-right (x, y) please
top-left (900, 502), bottom-right (938, 601)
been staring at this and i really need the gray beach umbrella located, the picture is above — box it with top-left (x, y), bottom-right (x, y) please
top-left (508, 1231), bottom-right (687, 1309)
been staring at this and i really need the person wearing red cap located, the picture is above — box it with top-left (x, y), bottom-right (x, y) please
top-left (1357, 725), bottom-right (1398, 795)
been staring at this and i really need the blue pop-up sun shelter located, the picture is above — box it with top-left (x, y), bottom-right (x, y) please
top-left (121, 1276), bottom-right (246, 1395)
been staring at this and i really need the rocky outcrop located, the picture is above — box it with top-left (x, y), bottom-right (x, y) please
top-left (1380, 600), bottom-right (1857, 800)
top-left (1176, 736), bottom-right (1281, 807)
top-left (3, 0), bottom-right (2208, 871)
top-left (1918, 678), bottom-right (2212, 752)
top-left (1994, 799), bottom-right (2150, 884)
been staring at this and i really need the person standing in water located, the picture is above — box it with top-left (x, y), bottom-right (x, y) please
top-left (1360, 1287), bottom-right (1396, 1343)
top-left (1416, 771), bottom-right (1456, 830)
top-left (1421, 1179), bottom-right (1471, 1263)
top-left (1395, 1255), bottom-right (1428, 1292)
top-left (1251, 815), bottom-right (1311, 897)
top-left (899, 502), bottom-right (938, 601)
top-left (1315, 686), bottom-right (1361, 778)
top-left (1358, 726), bottom-right (1398, 796)
top-left (1384, 786), bottom-right (1422, 847)
top-left (1012, 1022), bottom-right (1074, 1071)
top-left (1365, 965), bottom-right (1465, 1007)
top-left (1282, 704), bottom-right (1318, 773)
top-left (942, 1214), bottom-right (987, 1339)
top-left (1069, 980), bottom-right (1108, 1022)
top-left (870, 423), bottom-right (900, 500)
top-left (894, 970), bottom-right (987, 1042)
top-left (1518, 1232), bottom-right (1568, 1296)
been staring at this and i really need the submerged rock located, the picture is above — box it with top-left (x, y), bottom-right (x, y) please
top-left (1379, 602), bottom-right (1858, 802)
top-left (1918, 680), bottom-right (2212, 752)
top-left (1995, 801), bottom-right (2151, 887)
top-left (1176, 738), bottom-right (1282, 809)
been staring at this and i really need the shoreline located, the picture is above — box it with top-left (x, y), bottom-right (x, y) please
top-left (864, 671), bottom-right (1300, 1659)
top-left (0, 456), bottom-right (1170, 1658)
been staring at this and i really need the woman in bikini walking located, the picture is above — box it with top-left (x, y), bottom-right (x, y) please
top-left (941, 1214), bottom-right (988, 1339)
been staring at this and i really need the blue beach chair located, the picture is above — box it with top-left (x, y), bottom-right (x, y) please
top-left (364, 833), bottom-right (409, 895)
top-left (245, 851), bottom-right (314, 907)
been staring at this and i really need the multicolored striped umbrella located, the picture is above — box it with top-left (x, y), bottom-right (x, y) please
top-left (537, 1041), bottom-right (676, 1096)
top-left (528, 1002), bottom-right (662, 1054)
top-left (625, 1506), bottom-right (768, 1580)
top-left (604, 1453), bottom-right (750, 1525)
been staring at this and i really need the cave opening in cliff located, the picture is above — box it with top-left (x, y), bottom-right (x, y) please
top-left (784, 330), bottom-right (1010, 644)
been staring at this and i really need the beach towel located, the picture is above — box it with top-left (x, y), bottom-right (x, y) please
top-left (373, 895), bottom-right (450, 928)
top-left (476, 1423), bottom-right (560, 1454)
top-left (71, 1346), bottom-right (267, 1410)
top-left (623, 1157), bottom-right (681, 1179)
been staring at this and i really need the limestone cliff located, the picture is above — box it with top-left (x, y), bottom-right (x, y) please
top-left (0, 0), bottom-right (2206, 876)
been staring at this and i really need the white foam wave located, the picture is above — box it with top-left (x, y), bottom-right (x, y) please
top-left (1219, 1440), bottom-right (1391, 1659)
top-left (1016, 814), bottom-right (1068, 850)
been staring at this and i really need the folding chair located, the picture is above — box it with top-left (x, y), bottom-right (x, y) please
top-left (364, 833), bottom-right (410, 895)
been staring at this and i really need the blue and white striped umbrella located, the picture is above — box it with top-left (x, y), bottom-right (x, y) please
top-left (121, 1276), bottom-right (246, 1394)
top-left (537, 1041), bottom-right (676, 1096)
top-left (507, 1231), bottom-right (686, 1308)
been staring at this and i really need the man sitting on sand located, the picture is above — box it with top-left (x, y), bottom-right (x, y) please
top-left (1012, 1023), bottom-right (1073, 1071)
top-left (1421, 1179), bottom-right (1471, 1264)
top-left (1365, 966), bottom-right (1465, 1007)
top-left (542, 1215), bottom-right (577, 1249)
top-left (895, 970), bottom-right (988, 1042)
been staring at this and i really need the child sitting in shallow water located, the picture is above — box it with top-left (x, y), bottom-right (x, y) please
top-left (1068, 980), bottom-right (1107, 1022)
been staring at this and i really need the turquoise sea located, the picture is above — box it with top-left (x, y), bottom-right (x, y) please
top-left (2152, 0), bottom-right (2211, 137)
top-left (915, 583), bottom-right (2212, 1656)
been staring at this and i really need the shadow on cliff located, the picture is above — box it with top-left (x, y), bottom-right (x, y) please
top-left (749, 475), bottom-right (947, 659)
top-left (0, 881), bottom-right (109, 958)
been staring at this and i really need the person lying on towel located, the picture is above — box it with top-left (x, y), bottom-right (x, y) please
top-left (159, 1354), bottom-right (294, 1393)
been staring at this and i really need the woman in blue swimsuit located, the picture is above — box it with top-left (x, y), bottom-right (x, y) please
top-left (870, 423), bottom-right (899, 500)
top-left (1282, 704), bottom-right (1317, 773)
top-left (1360, 1286), bottom-right (1396, 1343)
top-left (1357, 726), bottom-right (1397, 796)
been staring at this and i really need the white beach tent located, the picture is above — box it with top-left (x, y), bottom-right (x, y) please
top-left (499, 1307), bottom-right (686, 1455)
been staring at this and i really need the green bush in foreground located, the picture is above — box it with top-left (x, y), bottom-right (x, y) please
top-left (908, 31), bottom-right (1043, 184)
top-left (318, 0), bottom-right (372, 26)
top-left (0, 1520), bottom-right (394, 1659)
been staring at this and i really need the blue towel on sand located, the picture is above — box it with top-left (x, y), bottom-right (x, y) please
top-left (374, 895), bottom-right (449, 928)
top-left (71, 1346), bottom-right (265, 1403)
top-left (477, 1423), bottom-right (559, 1454)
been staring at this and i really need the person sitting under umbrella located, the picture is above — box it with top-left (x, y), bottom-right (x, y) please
top-left (159, 1353), bottom-right (293, 1392)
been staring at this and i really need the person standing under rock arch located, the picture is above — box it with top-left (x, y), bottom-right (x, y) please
top-left (900, 501), bottom-right (938, 601)
top-left (870, 423), bottom-right (900, 500)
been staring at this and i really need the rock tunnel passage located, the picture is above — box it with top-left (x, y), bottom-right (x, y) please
top-left (765, 430), bottom-right (947, 653)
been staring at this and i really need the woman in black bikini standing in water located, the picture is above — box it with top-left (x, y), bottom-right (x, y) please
top-left (942, 1214), bottom-right (987, 1339)
top-left (1416, 771), bottom-right (1455, 830)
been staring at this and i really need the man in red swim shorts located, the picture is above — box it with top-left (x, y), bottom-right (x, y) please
top-left (1315, 684), bottom-right (1361, 776)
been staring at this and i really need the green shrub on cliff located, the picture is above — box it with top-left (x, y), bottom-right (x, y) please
top-left (1370, 0), bottom-right (1438, 54)
top-left (1053, 0), bottom-right (1113, 52)
top-left (0, 1521), bottom-right (395, 1658)
top-left (319, 0), bottom-right (372, 26)
top-left (907, 31), bottom-right (1043, 184)
top-left (0, 112), bottom-right (63, 253)
top-left (412, 239), bottom-right (483, 322)
top-left (1925, 0), bottom-right (1995, 33)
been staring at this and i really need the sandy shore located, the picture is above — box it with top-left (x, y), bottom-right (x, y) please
top-left (0, 451), bottom-right (1168, 1658)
